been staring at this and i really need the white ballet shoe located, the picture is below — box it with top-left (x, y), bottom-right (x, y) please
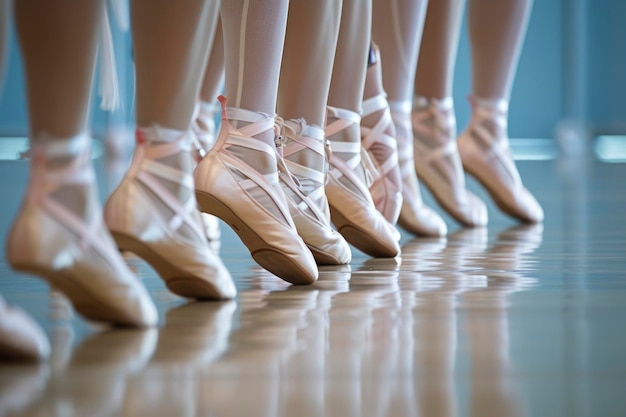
top-left (412, 96), bottom-right (488, 227)
top-left (277, 119), bottom-right (351, 265)
top-left (105, 127), bottom-right (236, 300)
top-left (194, 96), bottom-right (318, 284)
top-left (0, 296), bottom-right (49, 361)
top-left (361, 49), bottom-right (402, 224)
top-left (390, 101), bottom-right (447, 237)
top-left (325, 106), bottom-right (400, 258)
top-left (7, 135), bottom-right (157, 327)
top-left (458, 98), bottom-right (544, 223)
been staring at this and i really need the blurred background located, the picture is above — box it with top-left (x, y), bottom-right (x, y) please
top-left (0, 0), bottom-right (625, 149)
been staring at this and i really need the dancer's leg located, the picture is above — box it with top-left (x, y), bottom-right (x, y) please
top-left (370, 0), bottom-right (446, 236)
top-left (324, 0), bottom-right (399, 258)
top-left (411, 0), bottom-right (487, 228)
top-left (194, 0), bottom-right (318, 284)
top-left (275, 0), bottom-right (351, 265)
top-left (8, 0), bottom-right (156, 327)
top-left (458, 0), bottom-right (543, 223)
top-left (468, 0), bottom-right (532, 101)
top-left (200, 16), bottom-right (225, 105)
top-left (414, 0), bottom-right (465, 99)
top-left (105, 0), bottom-right (236, 300)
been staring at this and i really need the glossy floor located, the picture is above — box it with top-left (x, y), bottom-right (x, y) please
top-left (1, 146), bottom-right (625, 417)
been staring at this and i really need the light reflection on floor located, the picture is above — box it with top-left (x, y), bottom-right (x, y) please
top-left (1, 146), bottom-right (625, 416)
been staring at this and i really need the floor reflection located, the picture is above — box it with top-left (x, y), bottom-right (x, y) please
top-left (0, 224), bottom-right (548, 417)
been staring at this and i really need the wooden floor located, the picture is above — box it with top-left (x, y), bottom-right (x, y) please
top-left (1, 140), bottom-right (625, 416)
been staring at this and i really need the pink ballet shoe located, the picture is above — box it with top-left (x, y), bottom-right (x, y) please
top-left (458, 97), bottom-right (543, 223)
top-left (412, 96), bottom-right (488, 227)
top-left (325, 106), bottom-right (400, 258)
top-left (277, 119), bottom-right (351, 265)
top-left (105, 127), bottom-right (236, 300)
top-left (390, 101), bottom-right (448, 237)
top-left (0, 296), bottom-right (49, 361)
top-left (194, 97), bottom-right (318, 285)
top-left (7, 136), bottom-right (157, 327)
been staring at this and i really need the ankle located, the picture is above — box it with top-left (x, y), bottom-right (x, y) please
top-left (412, 96), bottom-right (456, 147)
top-left (281, 119), bottom-right (325, 175)
top-left (468, 96), bottom-right (509, 141)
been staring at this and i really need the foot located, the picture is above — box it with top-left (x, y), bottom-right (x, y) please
top-left (325, 106), bottom-right (400, 258)
top-left (0, 295), bottom-right (49, 361)
top-left (105, 126), bottom-right (236, 300)
top-left (412, 96), bottom-right (488, 227)
top-left (458, 97), bottom-right (543, 223)
top-left (390, 101), bottom-right (447, 237)
top-left (277, 119), bottom-right (351, 265)
top-left (7, 134), bottom-right (157, 327)
top-left (194, 96), bottom-right (318, 284)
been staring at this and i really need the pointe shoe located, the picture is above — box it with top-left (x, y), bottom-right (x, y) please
top-left (412, 96), bottom-right (488, 227)
top-left (325, 106), bottom-right (400, 258)
top-left (105, 127), bottom-right (236, 300)
top-left (458, 98), bottom-right (544, 223)
top-left (194, 97), bottom-right (318, 284)
top-left (191, 101), bottom-right (222, 248)
top-left (7, 136), bottom-right (157, 327)
top-left (390, 101), bottom-right (447, 237)
top-left (277, 119), bottom-right (351, 265)
top-left (0, 296), bottom-right (49, 361)
top-left (360, 49), bottom-right (402, 224)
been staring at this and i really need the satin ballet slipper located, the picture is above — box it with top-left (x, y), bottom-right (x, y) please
top-left (325, 106), bottom-right (400, 258)
top-left (105, 127), bottom-right (236, 300)
top-left (0, 296), bottom-right (49, 361)
top-left (458, 98), bottom-right (543, 223)
top-left (194, 96), bottom-right (318, 285)
top-left (7, 136), bottom-right (157, 327)
top-left (276, 119), bottom-right (351, 265)
top-left (412, 96), bottom-right (488, 227)
top-left (389, 101), bottom-right (447, 237)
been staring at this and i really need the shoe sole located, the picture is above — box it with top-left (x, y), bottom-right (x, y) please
top-left (10, 263), bottom-right (147, 327)
top-left (329, 206), bottom-right (398, 258)
top-left (195, 190), bottom-right (316, 285)
top-left (110, 231), bottom-right (231, 300)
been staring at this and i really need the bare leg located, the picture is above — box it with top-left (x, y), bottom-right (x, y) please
top-left (8, 0), bottom-right (157, 327)
top-left (468, 0), bottom-right (532, 101)
top-left (194, 0), bottom-right (318, 284)
top-left (411, 0), bottom-right (488, 228)
top-left (370, 0), bottom-right (446, 236)
top-left (324, 0), bottom-right (400, 258)
top-left (458, 0), bottom-right (543, 223)
top-left (414, 0), bottom-right (465, 99)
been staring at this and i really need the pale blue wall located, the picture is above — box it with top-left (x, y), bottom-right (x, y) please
top-left (0, 1), bottom-right (619, 139)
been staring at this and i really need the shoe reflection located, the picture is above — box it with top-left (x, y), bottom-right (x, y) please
top-left (123, 301), bottom-right (236, 417)
top-left (12, 328), bottom-right (156, 417)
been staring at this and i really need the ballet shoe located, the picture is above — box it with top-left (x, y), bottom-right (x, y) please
top-left (0, 296), bottom-right (49, 361)
top-left (458, 97), bottom-right (544, 223)
top-left (325, 106), bottom-right (400, 258)
top-left (105, 127), bottom-right (236, 300)
top-left (360, 48), bottom-right (402, 224)
top-left (7, 136), bottom-right (157, 327)
top-left (277, 119), bottom-right (351, 265)
top-left (194, 96), bottom-right (318, 285)
top-left (390, 101), bottom-right (447, 237)
top-left (412, 96), bottom-right (488, 227)
top-left (191, 100), bottom-right (223, 247)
